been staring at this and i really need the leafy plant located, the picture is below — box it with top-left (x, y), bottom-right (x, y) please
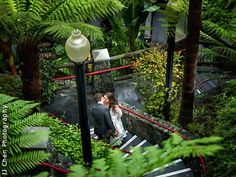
top-left (40, 58), bottom-right (58, 104)
top-left (0, 94), bottom-right (49, 176)
top-left (199, 20), bottom-right (236, 62)
top-left (202, 0), bottom-right (236, 28)
top-left (189, 80), bottom-right (236, 177)
top-left (67, 133), bottom-right (222, 177)
top-left (133, 49), bottom-right (183, 118)
top-left (0, 0), bottom-right (124, 100)
top-left (105, 0), bottom-right (159, 54)
top-left (41, 116), bottom-right (111, 165)
top-left (209, 96), bottom-right (236, 177)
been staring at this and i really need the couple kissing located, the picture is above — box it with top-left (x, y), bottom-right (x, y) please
top-left (91, 92), bottom-right (127, 145)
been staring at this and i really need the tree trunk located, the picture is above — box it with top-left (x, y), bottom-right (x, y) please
top-left (179, 0), bottom-right (203, 129)
top-left (18, 38), bottom-right (41, 101)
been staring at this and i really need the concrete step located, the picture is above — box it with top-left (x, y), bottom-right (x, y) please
top-left (154, 168), bottom-right (193, 177)
top-left (122, 140), bottom-right (147, 158)
top-left (145, 159), bottom-right (192, 177)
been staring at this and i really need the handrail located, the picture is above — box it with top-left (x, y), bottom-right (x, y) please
top-left (52, 64), bottom-right (133, 81)
top-left (119, 105), bottom-right (206, 176)
top-left (54, 46), bottom-right (161, 69)
top-left (41, 162), bottom-right (70, 174)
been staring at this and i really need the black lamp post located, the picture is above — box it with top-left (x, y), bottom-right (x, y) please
top-left (65, 29), bottom-right (92, 167)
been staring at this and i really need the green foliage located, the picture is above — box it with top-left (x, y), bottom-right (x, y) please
top-left (40, 58), bottom-right (58, 104)
top-left (199, 20), bottom-right (236, 62)
top-left (0, 74), bottom-right (22, 97)
top-left (133, 49), bottom-right (183, 118)
top-left (0, 0), bottom-right (124, 100)
top-left (67, 133), bottom-right (222, 177)
top-left (202, 0), bottom-right (236, 28)
top-left (207, 95), bottom-right (236, 177)
top-left (189, 80), bottom-right (236, 177)
top-left (41, 116), bottom-right (111, 165)
top-left (106, 0), bottom-right (156, 53)
top-left (0, 94), bottom-right (49, 176)
top-left (206, 81), bottom-right (236, 176)
top-left (224, 80), bottom-right (236, 96)
top-left (0, 0), bottom-right (124, 41)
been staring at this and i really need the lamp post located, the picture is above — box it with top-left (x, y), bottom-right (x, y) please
top-left (65, 29), bottom-right (92, 167)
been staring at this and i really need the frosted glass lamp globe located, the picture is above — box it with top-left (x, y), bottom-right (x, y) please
top-left (65, 29), bottom-right (90, 63)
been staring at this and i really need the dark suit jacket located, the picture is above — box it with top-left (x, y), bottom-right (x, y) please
top-left (92, 103), bottom-right (115, 139)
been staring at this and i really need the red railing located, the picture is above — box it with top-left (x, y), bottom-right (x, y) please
top-left (41, 162), bottom-right (70, 174)
top-left (52, 64), bottom-right (133, 81)
top-left (119, 105), bottom-right (206, 176)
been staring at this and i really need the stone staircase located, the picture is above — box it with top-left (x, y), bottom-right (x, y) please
top-left (90, 128), bottom-right (193, 177)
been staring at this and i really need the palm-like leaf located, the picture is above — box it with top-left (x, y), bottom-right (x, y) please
top-left (0, 0), bottom-right (124, 41)
top-left (0, 94), bottom-right (49, 175)
top-left (7, 151), bottom-right (49, 175)
top-left (199, 20), bottom-right (236, 61)
top-left (44, 21), bottom-right (104, 40)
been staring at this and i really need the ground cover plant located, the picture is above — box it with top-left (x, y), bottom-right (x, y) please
top-left (41, 115), bottom-right (111, 166)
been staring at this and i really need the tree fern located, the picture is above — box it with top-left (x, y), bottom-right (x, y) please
top-left (0, 94), bottom-right (49, 176)
top-left (0, 0), bottom-right (124, 100)
top-left (67, 133), bottom-right (222, 177)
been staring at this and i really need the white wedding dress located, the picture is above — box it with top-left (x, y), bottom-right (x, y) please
top-left (109, 106), bottom-right (127, 145)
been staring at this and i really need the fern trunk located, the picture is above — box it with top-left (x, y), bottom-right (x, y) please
top-left (18, 37), bottom-right (41, 101)
top-left (179, 0), bottom-right (203, 129)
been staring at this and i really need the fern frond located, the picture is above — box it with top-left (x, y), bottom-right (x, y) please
top-left (0, 93), bottom-right (17, 105)
top-left (9, 102), bottom-right (40, 121)
top-left (0, 0), bottom-right (17, 14)
top-left (8, 130), bottom-right (49, 155)
top-left (105, 150), bottom-right (127, 177)
top-left (10, 113), bottom-right (47, 135)
top-left (45, 0), bottom-right (124, 22)
top-left (7, 99), bottom-right (38, 110)
top-left (200, 31), bottom-right (222, 46)
top-left (7, 151), bottom-right (49, 175)
top-left (211, 46), bottom-right (236, 60)
top-left (199, 48), bottom-right (218, 62)
top-left (43, 21), bottom-right (103, 40)
top-left (202, 21), bottom-right (236, 45)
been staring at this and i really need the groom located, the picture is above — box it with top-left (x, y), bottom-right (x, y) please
top-left (92, 93), bottom-right (116, 142)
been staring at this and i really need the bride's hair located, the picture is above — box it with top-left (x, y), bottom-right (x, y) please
top-left (108, 94), bottom-right (118, 111)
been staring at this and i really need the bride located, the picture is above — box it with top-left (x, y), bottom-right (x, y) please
top-left (107, 93), bottom-right (127, 145)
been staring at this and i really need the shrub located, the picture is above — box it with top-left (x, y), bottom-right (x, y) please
top-left (133, 49), bottom-right (183, 118)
